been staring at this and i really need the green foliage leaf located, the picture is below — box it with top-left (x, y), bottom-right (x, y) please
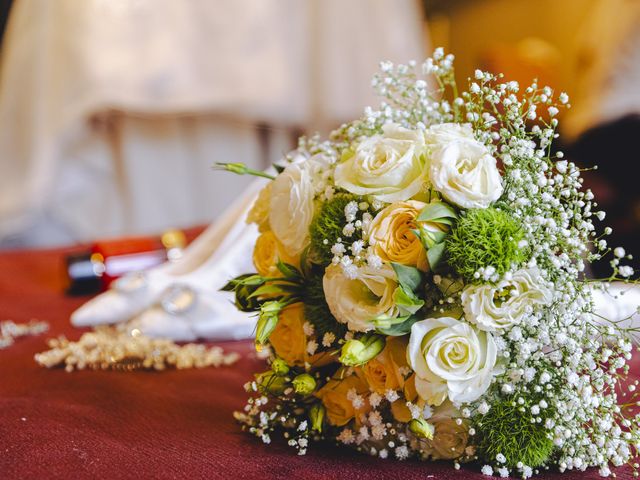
top-left (234, 284), bottom-right (262, 312)
top-left (276, 260), bottom-right (303, 280)
top-left (476, 392), bottom-right (555, 468)
top-left (220, 273), bottom-right (264, 292)
top-left (417, 201), bottom-right (458, 225)
top-left (247, 283), bottom-right (302, 299)
top-left (393, 286), bottom-right (424, 315)
top-left (375, 314), bottom-right (420, 336)
top-left (391, 262), bottom-right (423, 293)
top-left (427, 242), bottom-right (446, 271)
top-left (301, 268), bottom-right (347, 339)
top-left (373, 313), bottom-right (410, 329)
top-left (309, 193), bottom-right (365, 266)
top-left (421, 229), bottom-right (448, 249)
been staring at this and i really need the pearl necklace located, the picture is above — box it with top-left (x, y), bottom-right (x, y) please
top-left (0, 319), bottom-right (49, 349)
top-left (35, 323), bottom-right (239, 372)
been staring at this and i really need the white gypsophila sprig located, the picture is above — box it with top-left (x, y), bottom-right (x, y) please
top-left (354, 51), bottom-right (640, 474)
top-left (455, 69), bottom-right (640, 476)
top-left (330, 53), bottom-right (458, 149)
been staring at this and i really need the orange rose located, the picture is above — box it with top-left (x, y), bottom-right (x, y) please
top-left (269, 303), bottom-right (307, 366)
top-left (269, 303), bottom-right (333, 368)
top-left (391, 373), bottom-right (428, 423)
top-left (316, 371), bottom-right (370, 426)
top-left (357, 336), bottom-right (409, 394)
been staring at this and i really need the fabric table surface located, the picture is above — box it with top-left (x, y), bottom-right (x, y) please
top-left (0, 244), bottom-right (637, 479)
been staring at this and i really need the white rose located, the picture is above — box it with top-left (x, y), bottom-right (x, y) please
top-left (425, 122), bottom-right (476, 144)
top-left (323, 264), bottom-right (398, 332)
top-left (304, 153), bottom-right (335, 196)
top-left (269, 163), bottom-right (315, 255)
top-left (408, 316), bottom-right (497, 405)
top-left (334, 123), bottom-right (427, 203)
top-left (427, 123), bottom-right (503, 209)
top-left (461, 268), bottom-right (553, 332)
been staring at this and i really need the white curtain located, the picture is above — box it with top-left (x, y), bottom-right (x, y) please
top-left (0, 0), bottom-right (426, 247)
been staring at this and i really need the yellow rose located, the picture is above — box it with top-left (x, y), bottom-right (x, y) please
top-left (368, 200), bottom-right (448, 272)
top-left (252, 231), bottom-right (299, 278)
top-left (316, 371), bottom-right (370, 426)
top-left (253, 231), bottom-right (280, 277)
top-left (357, 336), bottom-right (408, 394)
top-left (269, 303), bottom-right (333, 368)
top-left (246, 183), bottom-right (272, 232)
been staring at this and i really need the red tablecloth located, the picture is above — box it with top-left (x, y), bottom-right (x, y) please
top-left (0, 246), bottom-right (637, 479)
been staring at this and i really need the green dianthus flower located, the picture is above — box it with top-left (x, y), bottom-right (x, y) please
top-left (445, 207), bottom-right (527, 282)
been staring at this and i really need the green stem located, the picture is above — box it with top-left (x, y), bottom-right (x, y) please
top-left (213, 162), bottom-right (276, 180)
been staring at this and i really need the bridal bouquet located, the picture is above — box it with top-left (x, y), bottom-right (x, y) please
top-left (220, 49), bottom-right (640, 477)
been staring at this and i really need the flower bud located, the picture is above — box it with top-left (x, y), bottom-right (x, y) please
top-left (309, 403), bottom-right (325, 432)
top-left (255, 301), bottom-right (283, 345)
top-left (219, 162), bottom-right (250, 175)
top-left (339, 333), bottom-right (385, 366)
top-left (293, 373), bottom-right (317, 396)
top-left (409, 418), bottom-right (435, 439)
top-left (213, 162), bottom-right (276, 180)
top-left (256, 371), bottom-right (288, 395)
top-left (271, 358), bottom-right (290, 376)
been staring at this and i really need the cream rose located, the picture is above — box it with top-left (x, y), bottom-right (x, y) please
top-left (368, 200), bottom-right (449, 271)
top-left (427, 123), bottom-right (503, 209)
top-left (421, 402), bottom-right (469, 460)
top-left (334, 123), bottom-right (427, 202)
top-left (246, 182), bottom-right (272, 232)
top-left (408, 316), bottom-right (497, 405)
top-left (323, 264), bottom-right (398, 332)
top-left (269, 163), bottom-right (315, 256)
top-left (461, 268), bottom-right (553, 332)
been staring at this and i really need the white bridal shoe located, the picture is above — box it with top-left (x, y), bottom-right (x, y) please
top-left (591, 283), bottom-right (640, 335)
top-left (70, 179), bottom-right (266, 341)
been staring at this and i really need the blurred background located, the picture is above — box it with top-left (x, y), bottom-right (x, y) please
top-left (0, 0), bottom-right (638, 275)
